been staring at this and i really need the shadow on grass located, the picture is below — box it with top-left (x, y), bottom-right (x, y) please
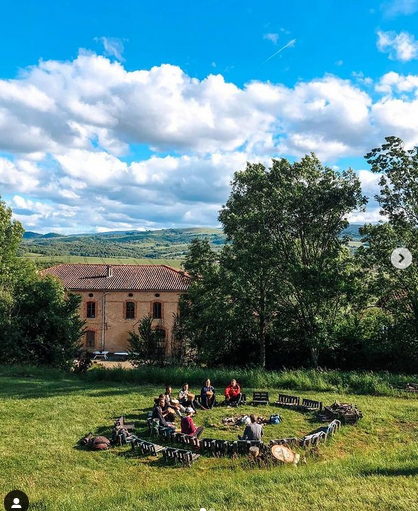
top-left (0, 377), bottom-right (145, 400)
top-left (361, 467), bottom-right (418, 477)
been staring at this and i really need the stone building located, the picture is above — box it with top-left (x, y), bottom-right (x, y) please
top-left (41, 263), bottom-right (190, 356)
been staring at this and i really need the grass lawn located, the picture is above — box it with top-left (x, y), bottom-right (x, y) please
top-left (1, 370), bottom-right (418, 511)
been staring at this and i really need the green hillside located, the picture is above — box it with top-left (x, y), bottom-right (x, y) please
top-left (20, 225), bottom-right (363, 266)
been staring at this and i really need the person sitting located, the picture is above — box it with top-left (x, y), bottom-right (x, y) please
top-left (178, 383), bottom-right (197, 412)
top-left (201, 379), bottom-right (216, 409)
top-left (224, 379), bottom-right (242, 406)
top-left (164, 385), bottom-right (183, 416)
top-left (152, 398), bottom-right (176, 429)
top-left (154, 393), bottom-right (176, 422)
top-left (238, 414), bottom-right (263, 441)
top-left (181, 407), bottom-right (204, 438)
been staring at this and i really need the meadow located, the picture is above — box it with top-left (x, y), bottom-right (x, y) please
top-left (1, 366), bottom-right (418, 511)
top-left (21, 253), bottom-right (183, 269)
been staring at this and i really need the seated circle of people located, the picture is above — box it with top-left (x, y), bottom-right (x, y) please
top-left (201, 378), bottom-right (216, 409)
top-left (180, 407), bottom-right (204, 438)
top-left (238, 414), bottom-right (263, 441)
top-left (224, 378), bottom-right (242, 406)
top-left (178, 383), bottom-right (198, 412)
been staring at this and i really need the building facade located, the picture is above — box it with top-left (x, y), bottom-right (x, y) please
top-left (41, 264), bottom-right (190, 356)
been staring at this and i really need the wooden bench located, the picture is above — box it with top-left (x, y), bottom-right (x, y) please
top-left (213, 439), bottom-right (232, 455)
top-left (163, 447), bottom-right (200, 466)
top-left (235, 440), bottom-right (263, 455)
top-left (270, 437), bottom-right (299, 447)
top-left (159, 427), bottom-right (175, 441)
top-left (114, 415), bottom-right (135, 431)
top-left (200, 438), bottom-right (216, 452)
top-left (183, 435), bottom-right (201, 449)
top-left (140, 441), bottom-right (166, 456)
top-left (275, 394), bottom-right (300, 408)
top-left (251, 391), bottom-right (269, 406)
top-left (300, 431), bottom-right (326, 448)
top-left (299, 398), bottom-right (323, 412)
top-left (405, 383), bottom-right (418, 393)
top-left (148, 418), bottom-right (160, 437)
top-left (128, 435), bottom-right (146, 451)
top-left (325, 419), bottom-right (341, 437)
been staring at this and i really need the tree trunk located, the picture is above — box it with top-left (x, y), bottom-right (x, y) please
top-left (310, 347), bottom-right (319, 368)
top-left (259, 317), bottom-right (266, 368)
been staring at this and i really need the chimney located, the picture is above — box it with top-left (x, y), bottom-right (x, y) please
top-left (106, 265), bottom-right (113, 278)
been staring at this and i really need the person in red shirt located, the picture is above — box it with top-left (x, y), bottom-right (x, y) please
top-left (224, 379), bottom-right (242, 406)
top-left (180, 408), bottom-right (204, 438)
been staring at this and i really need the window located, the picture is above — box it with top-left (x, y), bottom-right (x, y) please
top-left (86, 331), bottom-right (95, 348)
top-left (126, 301), bottom-right (135, 319)
top-left (153, 301), bottom-right (162, 319)
top-left (155, 328), bottom-right (166, 359)
top-left (86, 301), bottom-right (96, 318)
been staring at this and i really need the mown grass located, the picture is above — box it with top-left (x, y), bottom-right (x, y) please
top-left (1, 366), bottom-right (418, 511)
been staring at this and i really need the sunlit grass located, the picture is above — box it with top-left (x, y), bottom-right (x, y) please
top-left (1, 368), bottom-right (417, 511)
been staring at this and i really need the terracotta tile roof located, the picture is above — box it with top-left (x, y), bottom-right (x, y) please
top-left (41, 264), bottom-right (190, 292)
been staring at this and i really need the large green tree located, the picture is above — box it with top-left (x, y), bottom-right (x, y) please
top-left (0, 195), bottom-right (84, 368)
top-left (357, 137), bottom-right (418, 369)
top-left (219, 156), bottom-right (366, 367)
top-left (182, 156), bottom-right (366, 368)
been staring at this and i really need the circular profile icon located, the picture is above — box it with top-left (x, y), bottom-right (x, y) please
top-left (4, 491), bottom-right (29, 511)
top-left (391, 247), bottom-right (413, 269)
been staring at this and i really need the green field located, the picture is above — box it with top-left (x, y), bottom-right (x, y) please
top-left (22, 254), bottom-right (183, 269)
top-left (1, 367), bottom-right (417, 511)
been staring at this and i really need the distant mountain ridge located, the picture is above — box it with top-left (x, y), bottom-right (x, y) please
top-left (23, 231), bottom-right (65, 239)
top-left (23, 224), bottom-right (363, 240)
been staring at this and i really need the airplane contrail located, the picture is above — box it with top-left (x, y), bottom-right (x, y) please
top-left (262, 38), bottom-right (296, 65)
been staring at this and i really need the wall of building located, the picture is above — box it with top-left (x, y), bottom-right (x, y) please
top-left (77, 290), bottom-right (181, 355)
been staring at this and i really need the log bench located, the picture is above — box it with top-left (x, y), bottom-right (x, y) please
top-left (251, 391), bottom-right (269, 406)
top-left (274, 394), bottom-right (300, 408)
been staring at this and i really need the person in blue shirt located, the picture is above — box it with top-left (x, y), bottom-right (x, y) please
top-left (201, 378), bottom-right (216, 409)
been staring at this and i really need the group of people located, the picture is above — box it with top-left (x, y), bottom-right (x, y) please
top-left (151, 378), bottom-right (258, 440)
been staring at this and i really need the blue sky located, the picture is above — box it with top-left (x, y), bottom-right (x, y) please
top-left (1, 0), bottom-right (418, 233)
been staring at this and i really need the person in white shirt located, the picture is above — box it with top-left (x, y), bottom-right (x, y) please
top-left (178, 383), bottom-right (197, 412)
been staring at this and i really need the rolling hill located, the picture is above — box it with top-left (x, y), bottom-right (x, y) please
top-left (19, 225), bottom-right (363, 266)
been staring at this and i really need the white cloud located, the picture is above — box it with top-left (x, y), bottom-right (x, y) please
top-left (95, 37), bottom-right (126, 62)
top-left (376, 71), bottom-right (418, 93)
top-left (377, 30), bottom-right (418, 61)
top-left (263, 33), bottom-right (279, 45)
top-left (381, 0), bottom-right (418, 17)
top-left (4, 52), bottom-right (418, 232)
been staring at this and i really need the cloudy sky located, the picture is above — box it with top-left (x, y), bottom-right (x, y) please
top-left (1, 0), bottom-right (418, 233)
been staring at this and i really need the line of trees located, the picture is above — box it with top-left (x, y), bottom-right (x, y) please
top-left (0, 198), bottom-right (84, 368)
top-left (179, 137), bottom-right (418, 372)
